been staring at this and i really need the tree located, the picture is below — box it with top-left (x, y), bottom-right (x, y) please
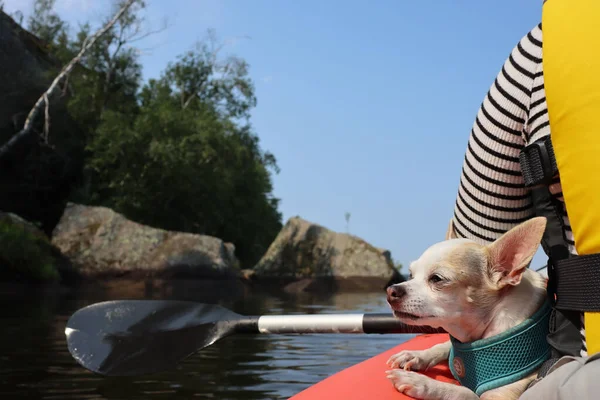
top-left (27, 0), bottom-right (67, 45)
top-left (2, 1), bottom-right (282, 267)
top-left (44, 0), bottom-right (162, 200)
top-left (84, 34), bottom-right (282, 266)
top-left (164, 29), bottom-right (255, 120)
top-left (0, 0), bottom-right (139, 161)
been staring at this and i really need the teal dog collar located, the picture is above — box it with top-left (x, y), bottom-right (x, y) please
top-left (449, 300), bottom-right (551, 395)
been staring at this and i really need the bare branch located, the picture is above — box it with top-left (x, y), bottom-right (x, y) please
top-left (125, 22), bottom-right (169, 44)
top-left (98, 1), bottom-right (170, 114)
top-left (182, 94), bottom-right (195, 110)
top-left (0, 0), bottom-right (138, 161)
top-left (135, 43), bottom-right (169, 56)
top-left (43, 93), bottom-right (50, 144)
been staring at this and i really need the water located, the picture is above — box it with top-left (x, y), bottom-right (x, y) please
top-left (0, 281), bottom-right (414, 400)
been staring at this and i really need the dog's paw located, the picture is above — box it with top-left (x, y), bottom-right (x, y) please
top-left (386, 349), bottom-right (430, 371)
top-left (387, 369), bottom-right (475, 400)
top-left (386, 369), bottom-right (435, 399)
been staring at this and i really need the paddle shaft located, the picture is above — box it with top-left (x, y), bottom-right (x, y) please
top-left (235, 313), bottom-right (445, 335)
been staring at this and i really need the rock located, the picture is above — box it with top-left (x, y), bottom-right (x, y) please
top-left (254, 217), bottom-right (402, 291)
top-left (0, 11), bottom-right (84, 236)
top-left (0, 11), bottom-right (55, 128)
top-left (0, 211), bottom-right (45, 239)
top-left (0, 211), bottom-right (76, 283)
top-left (51, 203), bottom-right (239, 279)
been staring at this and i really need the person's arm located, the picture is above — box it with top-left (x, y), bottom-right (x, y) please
top-left (450, 24), bottom-right (543, 244)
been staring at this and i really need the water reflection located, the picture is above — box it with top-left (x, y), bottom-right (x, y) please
top-left (0, 281), bottom-right (413, 399)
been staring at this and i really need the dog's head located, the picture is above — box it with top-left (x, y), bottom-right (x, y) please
top-left (386, 217), bottom-right (547, 332)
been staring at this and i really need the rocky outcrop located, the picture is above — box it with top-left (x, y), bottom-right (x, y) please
top-left (0, 11), bottom-right (84, 236)
top-left (0, 211), bottom-right (45, 239)
top-left (253, 217), bottom-right (403, 291)
top-left (51, 203), bottom-right (239, 279)
top-left (0, 211), bottom-right (76, 283)
top-left (0, 11), bottom-right (56, 128)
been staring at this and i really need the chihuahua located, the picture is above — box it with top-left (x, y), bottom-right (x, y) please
top-left (385, 217), bottom-right (549, 400)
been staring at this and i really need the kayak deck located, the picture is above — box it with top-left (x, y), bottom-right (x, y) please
top-left (290, 333), bottom-right (457, 399)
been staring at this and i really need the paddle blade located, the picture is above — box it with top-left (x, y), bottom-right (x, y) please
top-left (65, 300), bottom-right (244, 376)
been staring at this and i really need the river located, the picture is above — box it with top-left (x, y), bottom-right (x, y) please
top-left (0, 280), bottom-right (414, 400)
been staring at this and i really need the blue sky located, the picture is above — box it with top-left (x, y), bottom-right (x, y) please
top-left (5, 0), bottom-right (548, 270)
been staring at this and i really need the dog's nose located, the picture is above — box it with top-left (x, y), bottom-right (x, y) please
top-left (387, 284), bottom-right (406, 300)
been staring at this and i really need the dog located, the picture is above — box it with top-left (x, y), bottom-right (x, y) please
top-left (385, 217), bottom-right (549, 400)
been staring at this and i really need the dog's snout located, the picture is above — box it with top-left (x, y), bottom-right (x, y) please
top-left (387, 284), bottom-right (406, 300)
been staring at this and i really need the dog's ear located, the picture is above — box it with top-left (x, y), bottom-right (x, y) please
top-left (486, 217), bottom-right (547, 288)
top-left (445, 219), bottom-right (457, 240)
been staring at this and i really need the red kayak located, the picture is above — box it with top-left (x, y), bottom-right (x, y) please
top-left (290, 334), bottom-right (457, 399)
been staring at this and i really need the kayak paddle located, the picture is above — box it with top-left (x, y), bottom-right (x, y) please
top-left (65, 300), bottom-right (445, 376)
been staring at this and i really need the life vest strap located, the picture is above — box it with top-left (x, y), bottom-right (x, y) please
top-left (519, 136), bottom-right (559, 188)
top-left (555, 254), bottom-right (600, 312)
top-left (519, 137), bottom-right (570, 276)
top-left (520, 137), bottom-right (600, 313)
top-left (519, 137), bottom-right (589, 361)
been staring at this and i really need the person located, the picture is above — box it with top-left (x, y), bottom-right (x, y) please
top-left (446, 20), bottom-right (600, 399)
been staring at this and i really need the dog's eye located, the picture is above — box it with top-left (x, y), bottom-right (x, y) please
top-left (428, 274), bottom-right (445, 284)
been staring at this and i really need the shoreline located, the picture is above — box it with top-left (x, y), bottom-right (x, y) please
top-left (0, 273), bottom-right (400, 298)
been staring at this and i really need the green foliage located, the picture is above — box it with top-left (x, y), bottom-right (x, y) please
top-left (0, 221), bottom-right (59, 281)
top-left (84, 48), bottom-right (282, 265)
top-left (40, 2), bottom-right (144, 134)
top-left (28, 0), bottom-right (66, 45)
top-left (23, 0), bottom-right (282, 267)
top-left (163, 35), bottom-right (257, 121)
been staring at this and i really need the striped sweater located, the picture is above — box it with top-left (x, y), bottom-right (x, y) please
top-left (450, 23), bottom-right (586, 356)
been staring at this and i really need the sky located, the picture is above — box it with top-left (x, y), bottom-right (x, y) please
top-left (3, 0), bottom-right (548, 271)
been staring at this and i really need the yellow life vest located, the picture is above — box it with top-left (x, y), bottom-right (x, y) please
top-left (543, 0), bottom-right (600, 356)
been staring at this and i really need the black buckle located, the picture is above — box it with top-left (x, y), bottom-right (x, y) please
top-left (520, 137), bottom-right (558, 187)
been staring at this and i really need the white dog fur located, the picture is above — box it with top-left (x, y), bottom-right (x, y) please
top-left (385, 217), bottom-right (548, 400)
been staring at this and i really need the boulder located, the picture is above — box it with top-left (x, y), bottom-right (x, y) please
top-left (0, 210), bottom-right (76, 283)
top-left (254, 217), bottom-right (402, 291)
top-left (0, 11), bottom-right (55, 128)
top-left (0, 211), bottom-right (45, 239)
top-left (51, 203), bottom-right (239, 279)
top-left (0, 11), bottom-right (84, 235)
